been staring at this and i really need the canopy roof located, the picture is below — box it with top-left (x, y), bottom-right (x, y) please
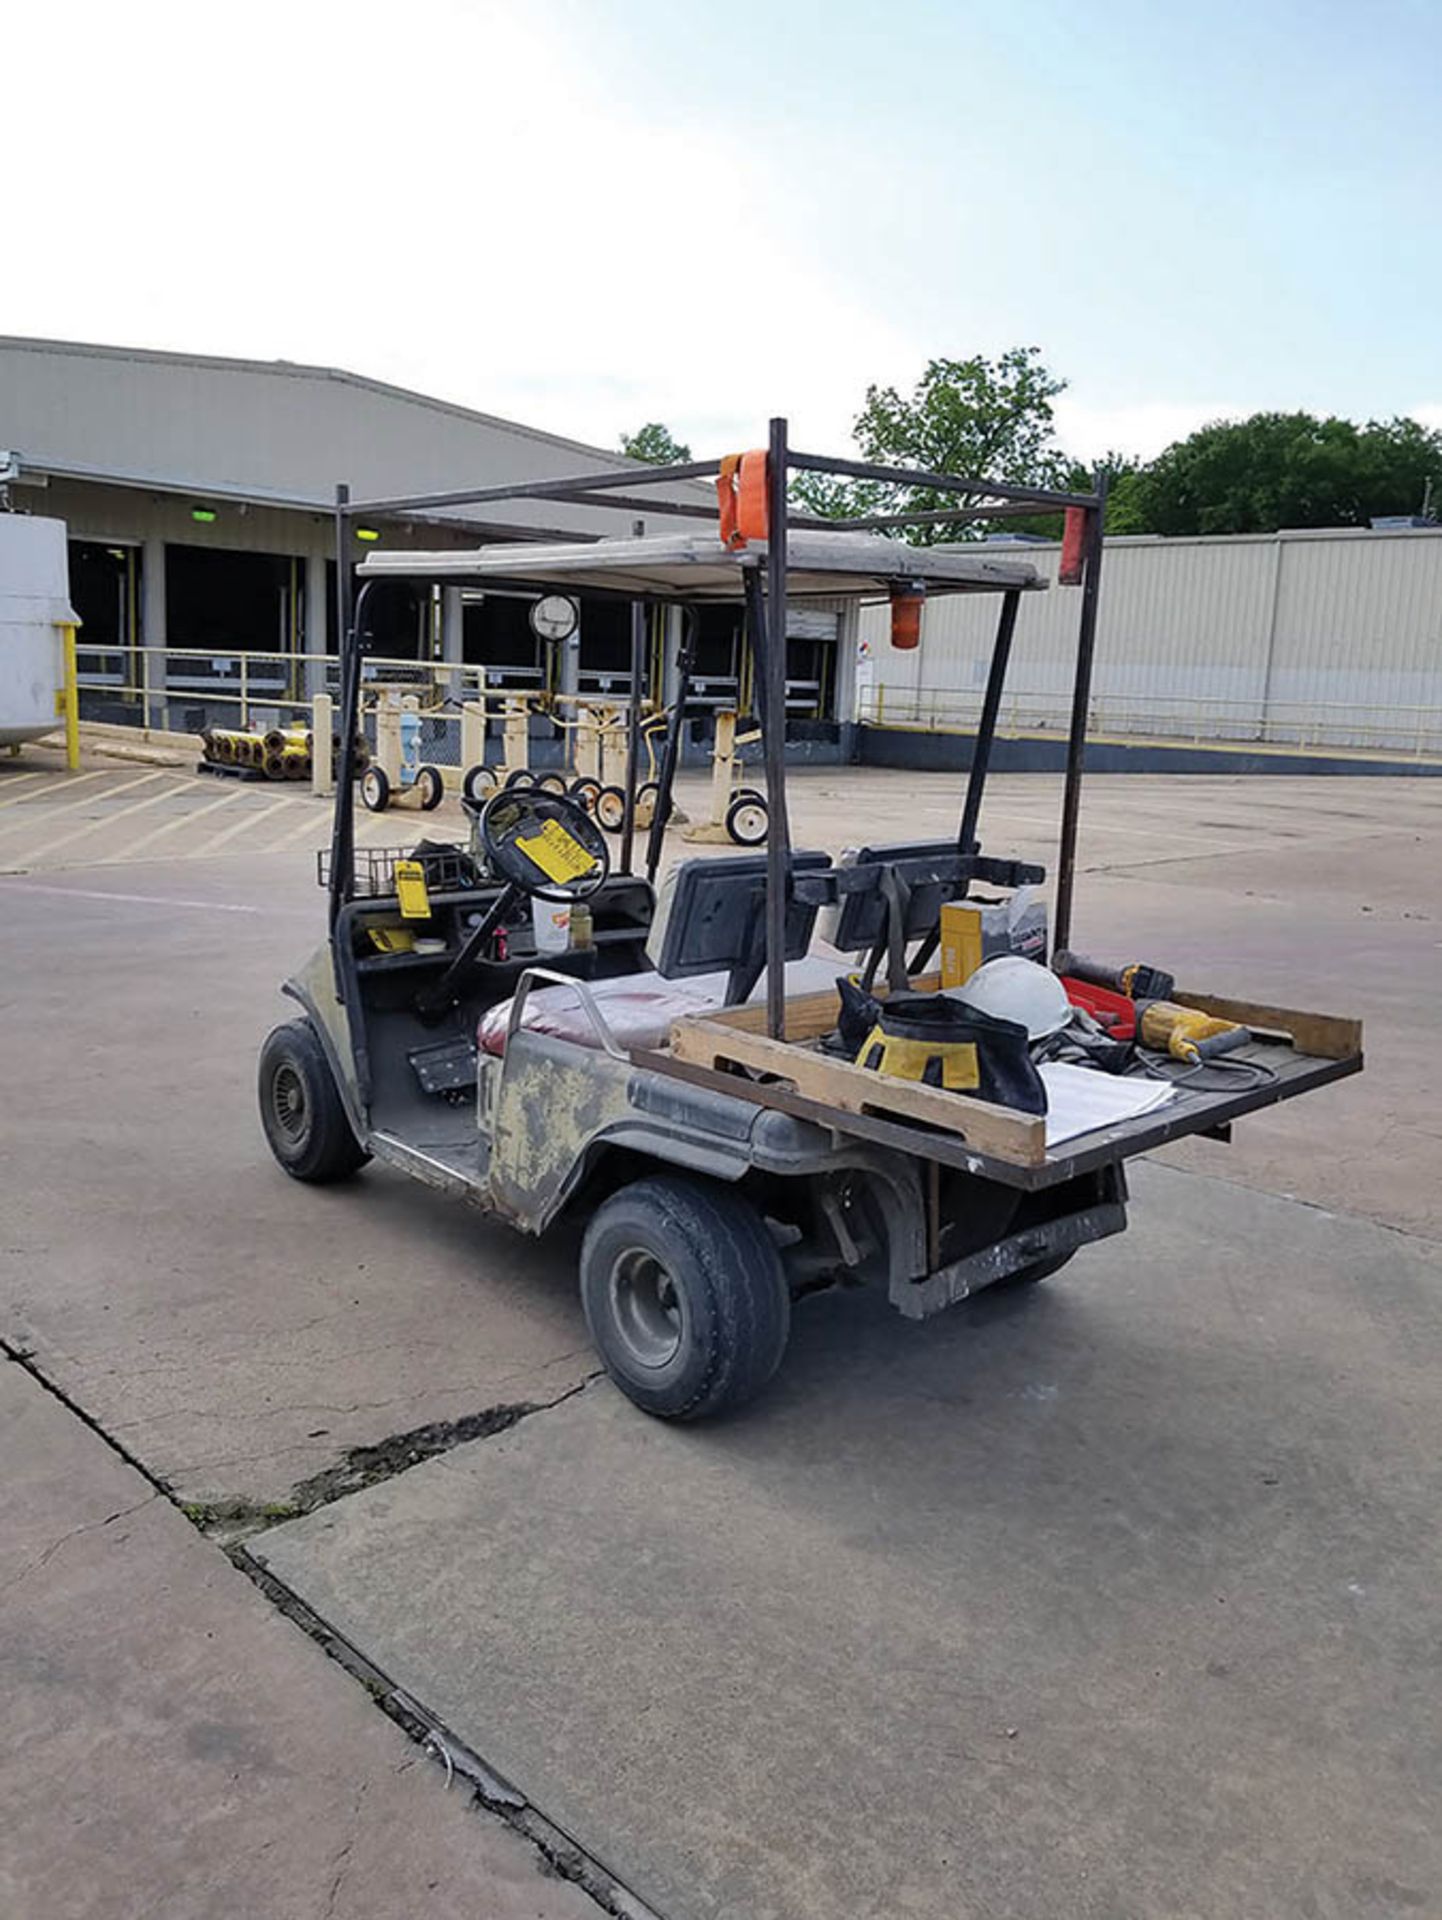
top-left (356, 528), bottom-right (1044, 602)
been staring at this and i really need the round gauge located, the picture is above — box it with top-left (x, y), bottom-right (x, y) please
top-left (530, 593), bottom-right (580, 642)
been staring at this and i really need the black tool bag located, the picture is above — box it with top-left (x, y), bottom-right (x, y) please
top-left (836, 980), bottom-right (1047, 1115)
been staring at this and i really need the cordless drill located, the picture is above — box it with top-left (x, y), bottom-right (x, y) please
top-left (1051, 949), bottom-right (1177, 1002)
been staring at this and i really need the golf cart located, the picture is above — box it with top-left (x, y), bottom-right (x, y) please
top-left (259, 425), bottom-right (1362, 1420)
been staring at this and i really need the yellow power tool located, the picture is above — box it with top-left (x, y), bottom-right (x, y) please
top-left (1137, 1001), bottom-right (1251, 1065)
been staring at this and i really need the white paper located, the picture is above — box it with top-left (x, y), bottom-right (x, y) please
top-left (1039, 1061), bottom-right (1176, 1148)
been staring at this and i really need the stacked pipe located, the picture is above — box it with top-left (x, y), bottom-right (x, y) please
top-left (200, 724), bottom-right (369, 782)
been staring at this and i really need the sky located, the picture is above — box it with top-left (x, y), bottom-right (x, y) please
top-left (8, 0), bottom-right (1440, 463)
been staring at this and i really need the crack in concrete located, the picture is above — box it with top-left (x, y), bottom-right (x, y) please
top-left (322, 1779), bottom-right (367, 1919)
top-left (181, 1374), bottom-right (603, 1543)
top-left (0, 1494), bottom-right (160, 1597)
top-left (2, 1340), bottom-right (630, 1914)
top-left (234, 1546), bottom-right (659, 1920)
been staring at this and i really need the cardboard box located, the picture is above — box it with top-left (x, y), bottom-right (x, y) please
top-left (940, 888), bottom-right (1049, 986)
top-left (940, 902), bottom-right (984, 987)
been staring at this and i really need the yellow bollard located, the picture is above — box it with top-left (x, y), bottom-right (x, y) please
top-left (59, 623), bottom-right (81, 771)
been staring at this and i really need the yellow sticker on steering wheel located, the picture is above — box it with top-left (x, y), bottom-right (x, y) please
top-left (516, 818), bottom-right (595, 886)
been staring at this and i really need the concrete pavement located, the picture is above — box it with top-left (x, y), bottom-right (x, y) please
top-left (2, 749), bottom-right (1439, 1917)
top-left (0, 1356), bottom-right (600, 1920)
top-left (250, 1164), bottom-right (1442, 1920)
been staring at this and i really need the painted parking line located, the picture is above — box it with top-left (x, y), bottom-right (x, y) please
top-left (0, 768), bottom-right (111, 815)
top-left (0, 880), bottom-right (260, 914)
top-left (263, 803), bottom-right (334, 852)
top-left (10, 777), bottom-right (194, 864)
top-left (0, 771), bottom-right (47, 803)
top-left (187, 795), bottom-right (298, 858)
top-left (95, 787), bottom-right (245, 864)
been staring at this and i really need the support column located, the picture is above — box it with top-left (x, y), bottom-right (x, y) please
top-left (441, 585), bottom-right (464, 700)
top-left (141, 536), bottom-right (166, 729)
top-left (558, 597), bottom-right (581, 699)
top-left (304, 549), bottom-right (329, 699)
top-left (660, 606), bottom-right (684, 707)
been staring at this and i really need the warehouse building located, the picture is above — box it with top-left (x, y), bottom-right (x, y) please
top-left (0, 336), bottom-right (858, 754)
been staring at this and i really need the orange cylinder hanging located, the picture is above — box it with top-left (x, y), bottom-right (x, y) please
top-left (1059, 507), bottom-right (1088, 585)
top-left (889, 587), bottom-right (924, 650)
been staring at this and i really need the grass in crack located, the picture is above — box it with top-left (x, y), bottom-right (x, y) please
top-left (287, 1403), bottom-right (538, 1511)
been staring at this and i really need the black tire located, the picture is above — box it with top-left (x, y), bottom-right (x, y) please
top-left (725, 792), bottom-right (769, 846)
top-left (462, 763), bottom-right (497, 804)
top-left (569, 777), bottom-right (602, 813)
top-left (415, 764), bottom-right (445, 811)
top-left (580, 1176), bottom-right (790, 1420)
top-left (360, 765), bottom-right (390, 812)
top-left (595, 784), bottom-right (628, 832)
top-left (537, 771), bottom-right (569, 796)
top-left (505, 767), bottom-right (539, 790)
top-left (997, 1249), bottom-right (1076, 1288)
top-left (258, 1021), bottom-right (369, 1184)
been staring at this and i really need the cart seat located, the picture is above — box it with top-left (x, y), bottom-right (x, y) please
top-left (478, 954), bottom-right (841, 1056)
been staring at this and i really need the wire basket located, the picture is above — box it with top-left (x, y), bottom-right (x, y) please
top-left (316, 842), bottom-right (479, 898)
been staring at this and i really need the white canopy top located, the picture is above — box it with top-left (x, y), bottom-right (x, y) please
top-left (356, 528), bottom-right (1043, 602)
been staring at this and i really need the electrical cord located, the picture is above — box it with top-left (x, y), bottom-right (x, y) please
top-left (1133, 1047), bottom-right (1279, 1090)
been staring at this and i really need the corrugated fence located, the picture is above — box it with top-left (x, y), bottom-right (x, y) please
top-left (859, 526), bottom-right (1442, 755)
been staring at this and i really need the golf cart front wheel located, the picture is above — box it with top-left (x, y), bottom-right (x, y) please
top-left (726, 791), bottom-right (769, 845)
top-left (258, 1021), bottom-right (369, 1184)
top-left (415, 764), bottom-right (445, 811)
top-left (569, 776), bottom-right (602, 813)
top-left (360, 765), bottom-right (390, 812)
top-left (462, 763), bottom-right (497, 804)
top-left (580, 1176), bottom-right (790, 1420)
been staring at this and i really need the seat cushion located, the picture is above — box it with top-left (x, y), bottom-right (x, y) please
top-left (478, 954), bottom-right (843, 1056)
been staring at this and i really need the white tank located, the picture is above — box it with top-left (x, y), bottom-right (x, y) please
top-left (0, 514), bottom-right (77, 747)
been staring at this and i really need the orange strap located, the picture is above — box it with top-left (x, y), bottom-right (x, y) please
top-left (716, 449), bottom-right (770, 549)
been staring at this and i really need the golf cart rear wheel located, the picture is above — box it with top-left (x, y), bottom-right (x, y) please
top-left (569, 776), bottom-right (602, 813)
top-left (580, 1176), bottom-right (790, 1420)
top-left (594, 784), bottom-right (628, 832)
top-left (462, 763), bottom-right (497, 804)
top-left (415, 764), bottom-right (445, 811)
top-left (537, 771), bottom-right (569, 796)
top-left (725, 792), bottom-right (769, 846)
top-left (505, 768), bottom-right (538, 790)
top-left (258, 1021), bottom-right (369, 1184)
top-left (360, 765), bottom-right (390, 812)
top-left (998, 1250), bottom-right (1076, 1287)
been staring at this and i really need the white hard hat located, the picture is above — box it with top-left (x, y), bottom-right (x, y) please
top-left (952, 954), bottom-right (1071, 1040)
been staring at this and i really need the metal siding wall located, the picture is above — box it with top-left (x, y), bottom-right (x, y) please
top-left (0, 340), bottom-right (706, 540)
top-left (861, 529), bottom-right (1442, 749)
top-left (1269, 533), bottom-right (1442, 721)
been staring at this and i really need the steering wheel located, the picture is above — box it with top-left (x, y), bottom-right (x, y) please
top-left (479, 788), bottom-right (610, 903)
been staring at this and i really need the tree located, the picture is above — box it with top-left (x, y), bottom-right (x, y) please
top-left (620, 422), bottom-right (692, 466)
top-left (792, 348), bottom-right (1069, 541)
top-left (1129, 412), bottom-right (1442, 535)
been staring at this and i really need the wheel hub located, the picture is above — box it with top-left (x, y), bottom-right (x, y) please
top-left (271, 1062), bottom-right (309, 1143)
top-left (609, 1247), bottom-right (684, 1369)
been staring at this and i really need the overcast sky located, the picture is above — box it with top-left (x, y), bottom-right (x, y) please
top-left (9, 0), bottom-right (1438, 462)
